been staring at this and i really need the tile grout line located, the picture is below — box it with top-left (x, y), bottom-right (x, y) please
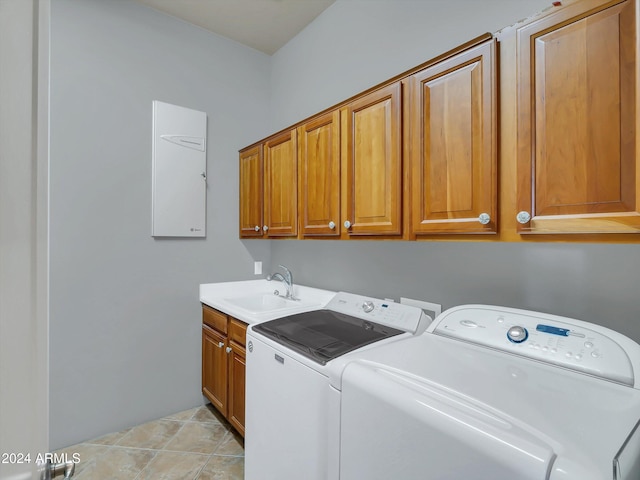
top-left (97, 418), bottom-right (187, 479)
top-left (131, 448), bottom-right (160, 480)
top-left (161, 420), bottom-right (190, 451)
top-left (193, 453), bottom-right (213, 480)
top-left (65, 406), bottom-right (244, 479)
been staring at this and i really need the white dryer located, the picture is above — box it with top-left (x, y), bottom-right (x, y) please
top-left (338, 305), bottom-right (640, 480)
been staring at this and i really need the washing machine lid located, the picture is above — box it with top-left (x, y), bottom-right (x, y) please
top-left (340, 360), bottom-right (556, 480)
top-left (252, 309), bottom-right (404, 365)
top-left (340, 327), bottom-right (640, 479)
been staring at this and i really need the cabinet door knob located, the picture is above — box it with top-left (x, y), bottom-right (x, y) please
top-left (217, 342), bottom-right (224, 348)
top-left (254, 225), bottom-right (260, 232)
top-left (344, 220), bottom-right (352, 229)
top-left (263, 225), bottom-right (269, 232)
top-left (328, 221), bottom-right (336, 230)
top-left (516, 211), bottom-right (532, 224)
top-left (225, 346), bottom-right (232, 354)
top-left (478, 213), bottom-right (491, 225)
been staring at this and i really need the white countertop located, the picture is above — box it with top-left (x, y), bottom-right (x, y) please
top-left (199, 279), bottom-right (336, 324)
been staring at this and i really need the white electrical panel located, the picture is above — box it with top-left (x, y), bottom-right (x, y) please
top-left (152, 100), bottom-right (207, 237)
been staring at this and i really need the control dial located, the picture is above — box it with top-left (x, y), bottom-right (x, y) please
top-left (362, 301), bottom-right (375, 313)
top-left (507, 325), bottom-right (529, 343)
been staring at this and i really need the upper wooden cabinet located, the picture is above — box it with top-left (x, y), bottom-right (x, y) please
top-left (343, 82), bottom-right (403, 236)
top-left (240, 130), bottom-right (298, 238)
top-left (516, 0), bottom-right (640, 234)
top-left (298, 111), bottom-right (341, 237)
top-left (239, 145), bottom-right (263, 237)
top-left (409, 40), bottom-right (497, 235)
top-left (263, 129), bottom-right (298, 237)
top-left (239, 3), bottom-right (640, 243)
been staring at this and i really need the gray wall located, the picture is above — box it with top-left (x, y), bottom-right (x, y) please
top-left (268, 0), bottom-right (640, 342)
top-left (270, 0), bottom-right (552, 130)
top-left (269, 241), bottom-right (640, 341)
top-left (50, 0), bottom-right (270, 449)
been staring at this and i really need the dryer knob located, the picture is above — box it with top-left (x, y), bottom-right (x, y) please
top-left (362, 301), bottom-right (375, 313)
top-left (507, 325), bottom-right (529, 343)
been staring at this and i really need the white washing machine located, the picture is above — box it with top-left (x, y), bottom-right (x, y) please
top-left (244, 291), bottom-right (431, 480)
top-left (339, 305), bottom-right (640, 480)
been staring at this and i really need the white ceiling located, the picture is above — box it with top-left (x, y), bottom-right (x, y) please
top-left (136, 0), bottom-right (336, 55)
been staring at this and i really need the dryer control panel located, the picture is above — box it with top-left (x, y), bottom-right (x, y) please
top-left (327, 292), bottom-right (430, 335)
top-left (430, 305), bottom-right (639, 387)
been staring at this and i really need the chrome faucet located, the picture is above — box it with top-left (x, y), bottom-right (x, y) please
top-left (267, 264), bottom-right (297, 300)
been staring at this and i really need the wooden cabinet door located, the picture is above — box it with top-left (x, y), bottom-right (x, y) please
top-left (227, 341), bottom-right (246, 437)
top-left (202, 324), bottom-right (227, 416)
top-left (239, 145), bottom-right (263, 237)
top-left (298, 111), bottom-right (341, 236)
top-left (344, 82), bottom-right (402, 236)
top-left (516, 0), bottom-right (640, 233)
top-left (410, 40), bottom-right (496, 234)
top-left (264, 130), bottom-right (298, 237)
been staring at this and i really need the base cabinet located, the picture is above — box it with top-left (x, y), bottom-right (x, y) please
top-left (227, 344), bottom-right (246, 435)
top-left (202, 324), bottom-right (227, 414)
top-left (202, 305), bottom-right (247, 437)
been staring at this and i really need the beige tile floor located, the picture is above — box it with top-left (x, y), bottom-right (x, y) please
top-left (56, 404), bottom-right (244, 480)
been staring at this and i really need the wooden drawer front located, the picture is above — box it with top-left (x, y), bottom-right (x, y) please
top-left (229, 318), bottom-right (247, 347)
top-left (202, 305), bottom-right (227, 334)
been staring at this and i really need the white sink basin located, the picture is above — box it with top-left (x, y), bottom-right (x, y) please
top-left (223, 293), bottom-right (321, 315)
top-left (200, 279), bottom-right (336, 323)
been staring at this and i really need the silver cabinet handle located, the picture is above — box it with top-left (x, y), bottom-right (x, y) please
top-left (478, 213), bottom-right (491, 225)
top-left (225, 346), bottom-right (232, 354)
top-left (263, 225), bottom-right (269, 232)
top-left (254, 225), bottom-right (260, 232)
top-left (344, 220), bottom-right (351, 229)
top-left (328, 221), bottom-right (336, 230)
top-left (516, 211), bottom-right (531, 224)
top-left (217, 342), bottom-right (224, 348)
